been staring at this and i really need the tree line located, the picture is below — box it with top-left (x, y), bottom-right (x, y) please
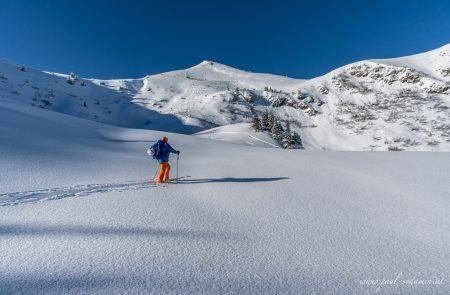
top-left (252, 110), bottom-right (302, 149)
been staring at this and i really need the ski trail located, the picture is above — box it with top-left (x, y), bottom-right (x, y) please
top-left (247, 134), bottom-right (281, 148)
top-left (0, 180), bottom-right (159, 206)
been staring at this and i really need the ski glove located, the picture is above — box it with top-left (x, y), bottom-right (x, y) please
top-left (177, 151), bottom-right (180, 155)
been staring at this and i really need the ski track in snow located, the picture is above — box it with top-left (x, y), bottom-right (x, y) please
top-left (247, 134), bottom-right (281, 148)
top-left (0, 180), bottom-right (159, 206)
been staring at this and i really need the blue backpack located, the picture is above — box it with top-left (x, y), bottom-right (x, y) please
top-left (149, 140), bottom-right (166, 160)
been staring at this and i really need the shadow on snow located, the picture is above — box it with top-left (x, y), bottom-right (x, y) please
top-left (174, 177), bottom-right (289, 184)
top-left (0, 177), bottom-right (288, 206)
top-left (0, 223), bottom-right (237, 240)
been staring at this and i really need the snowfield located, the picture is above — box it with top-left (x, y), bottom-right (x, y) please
top-left (1, 101), bottom-right (449, 294)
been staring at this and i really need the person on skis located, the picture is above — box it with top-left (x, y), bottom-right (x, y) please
top-left (152, 136), bottom-right (180, 183)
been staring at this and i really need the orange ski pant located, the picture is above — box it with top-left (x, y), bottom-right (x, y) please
top-left (157, 162), bottom-right (171, 183)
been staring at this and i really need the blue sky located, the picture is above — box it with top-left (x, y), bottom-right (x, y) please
top-left (0, 0), bottom-right (449, 79)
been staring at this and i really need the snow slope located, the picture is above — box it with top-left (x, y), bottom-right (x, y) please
top-left (295, 44), bottom-right (450, 151)
top-left (1, 100), bottom-right (449, 294)
top-left (195, 123), bottom-right (281, 148)
top-left (1, 45), bottom-right (449, 151)
top-left (0, 58), bottom-right (199, 134)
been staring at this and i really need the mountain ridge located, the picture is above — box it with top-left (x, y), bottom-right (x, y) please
top-left (0, 44), bottom-right (449, 151)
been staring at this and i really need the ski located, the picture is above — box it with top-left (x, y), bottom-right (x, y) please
top-left (148, 175), bottom-right (191, 184)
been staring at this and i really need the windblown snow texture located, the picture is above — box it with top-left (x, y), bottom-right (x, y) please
top-left (0, 99), bottom-right (449, 294)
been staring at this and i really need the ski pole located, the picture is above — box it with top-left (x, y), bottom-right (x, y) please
top-left (176, 153), bottom-right (179, 181)
top-left (153, 161), bottom-right (160, 181)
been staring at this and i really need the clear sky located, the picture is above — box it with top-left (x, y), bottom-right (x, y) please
top-left (0, 0), bottom-right (449, 79)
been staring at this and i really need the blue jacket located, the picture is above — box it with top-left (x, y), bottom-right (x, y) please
top-left (157, 140), bottom-right (178, 163)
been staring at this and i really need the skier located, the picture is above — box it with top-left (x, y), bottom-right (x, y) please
top-left (151, 136), bottom-right (180, 183)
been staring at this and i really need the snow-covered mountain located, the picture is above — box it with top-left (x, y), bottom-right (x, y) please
top-left (1, 48), bottom-right (449, 294)
top-left (1, 44), bottom-right (449, 151)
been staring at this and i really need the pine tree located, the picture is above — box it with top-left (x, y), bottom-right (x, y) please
top-left (267, 111), bottom-right (276, 130)
top-left (260, 110), bottom-right (270, 131)
top-left (282, 122), bottom-right (293, 149)
top-left (67, 72), bottom-right (79, 85)
top-left (242, 90), bottom-right (254, 103)
top-left (252, 115), bottom-right (261, 131)
top-left (284, 121), bottom-right (291, 134)
top-left (292, 131), bottom-right (302, 149)
top-left (283, 132), bottom-right (293, 149)
top-left (271, 121), bottom-right (283, 141)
